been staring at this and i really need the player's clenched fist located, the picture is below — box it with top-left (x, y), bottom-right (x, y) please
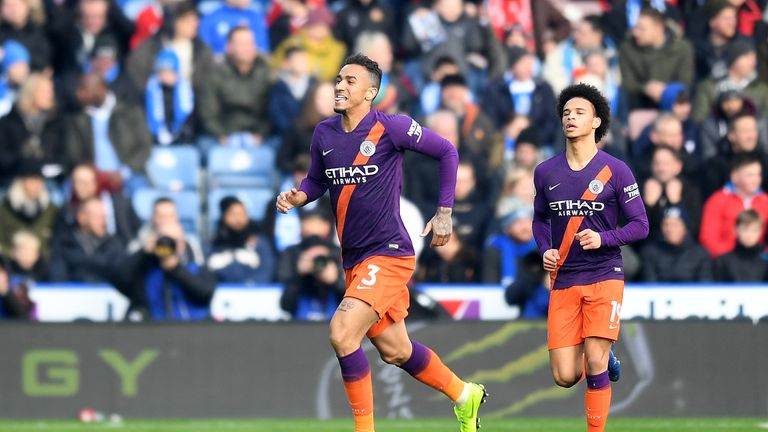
top-left (276, 188), bottom-right (308, 213)
top-left (576, 229), bottom-right (601, 250)
top-left (542, 249), bottom-right (560, 272)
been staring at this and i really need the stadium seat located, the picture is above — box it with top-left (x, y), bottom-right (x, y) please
top-left (132, 188), bottom-right (201, 235)
top-left (207, 187), bottom-right (274, 233)
top-left (146, 145), bottom-right (201, 191)
top-left (207, 146), bottom-right (275, 189)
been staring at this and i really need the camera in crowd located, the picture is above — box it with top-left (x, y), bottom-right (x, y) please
top-left (312, 255), bottom-right (332, 274)
top-left (153, 236), bottom-right (177, 258)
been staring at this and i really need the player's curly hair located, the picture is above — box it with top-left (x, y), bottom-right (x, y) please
top-left (556, 83), bottom-right (611, 143)
top-left (343, 53), bottom-right (382, 91)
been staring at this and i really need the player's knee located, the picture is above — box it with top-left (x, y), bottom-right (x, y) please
top-left (552, 371), bottom-right (578, 388)
top-left (329, 326), bottom-right (357, 354)
top-left (379, 349), bottom-right (410, 366)
top-left (585, 355), bottom-right (608, 375)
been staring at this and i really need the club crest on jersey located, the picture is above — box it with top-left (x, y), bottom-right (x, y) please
top-left (360, 140), bottom-right (376, 157)
top-left (589, 179), bottom-right (605, 195)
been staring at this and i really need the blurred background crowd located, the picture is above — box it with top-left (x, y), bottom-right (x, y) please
top-left (2, 0), bottom-right (768, 321)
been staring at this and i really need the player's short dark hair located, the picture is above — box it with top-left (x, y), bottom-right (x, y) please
top-left (343, 53), bottom-right (382, 91)
top-left (737, 209), bottom-right (762, 227)
top-left (639, 7), bottom-right (665, 25)
top-left (730, 152), bottom-right (761, 173)
top-left (556, 83), bottom-right (611, 143)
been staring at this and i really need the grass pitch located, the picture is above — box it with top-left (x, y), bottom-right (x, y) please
top-left (1, 418), bottom-right (767, 432)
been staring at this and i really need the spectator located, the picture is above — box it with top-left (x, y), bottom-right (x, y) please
top-left (49, 197), bottom-right (126, 283)
top-left (144, 49), bottom-right (196, 145)
top-left (700, 153), bottom-right (768, 257)
top-left (578, 51), bottom-right (623, 119)
top-left (199, 0), bottom-right (269, 56)
top-left (118, 221), bottom-right (216, 321)
top-left (416, 229), bottom-right (480, 283)
top-left (198, 26), bottom-right (271, 151)
top-left (269, 45), bottom-right (316, 138)
top-left (74, 35), bottom-right (140, 107)
top-left (482, 199), bottom-right (537, 285)
top-left (502, 126), bottom-right (541, 171)
top-left (355, 31), bottom-right (416, 114)
top-left (692, 40), bottom-right (768, 123)
top-left (504, 251), bottom-right (549, 318)
top-left (0, 161), bottom-right (58, 256)
top-left (634, 113), bottom-right (700, 184)
top-left (277, 81), bottom-right (334, 173)
top-left (451, 161), bottom-right (491, 251)
top-left (698, 89), bottom-right (768, 160)
top-left (127, 1), bottom-right (214, 94)
top-left (48, 0), bottom-right (135, 75)
top-left (272, 7), bottom-right (345, 82)
top-left (333, 0), bottom-right (396, 49)
top-left (55, 163), bottom-right (140, 245)
top-left (618, 7), bottom-right (694, 110)
top-left (703, 112), bottom-right (768, 196)
top-left (0, 73), bottom-right (66, 186)
top-left (640, 206), bottom-right (713, 282)
top-left (128, 197), bottom-right (205, 263)
top-left (0, 0), bottom-right (51, 71)
top-left (601, 0), bottom-right (682, 46)
top-left (497, 167), bottom-right (535, 207)
top-left (542, 15), bottom-right (619, 95)
top-left (266, 0), bottom-right (310, 49)
top-left (485, 0), bottom-right (570, 59)
top-left (65, 72), bottom-right (152, 195)
top-left (0, 39), bottom-right (30, 117)
top-left (420, 56), bottom-right (461, 116)
top-left (440, 74), bottom-right (501, 168)
top-left (686, 0), bottom-right (763, 40)
top-left (483, 46), bottom-right (558, 150)
top-left (278, 207), bottom-right (344, 320)
top-left (207, 196), bottom-right (275, 283)
top-left (7, 230), bottom-right (47, 281)
top-left (0, 257), bottom-right (32, 319)
top-left (715, 208), bottom-right (768, 281)
top-left (691, 0), bottom-right (750, 81)
top-left (643, 145), bottom-right (704, 240)
top-left (128, 0), bottom-right (176, 49)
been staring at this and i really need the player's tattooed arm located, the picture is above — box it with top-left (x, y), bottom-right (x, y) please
top-left (422, 207), bottom-right (453, 248)
top-left (337, 299), bottom-right (356, 312)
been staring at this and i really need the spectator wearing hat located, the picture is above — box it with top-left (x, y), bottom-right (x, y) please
top-left (199, 0), bottom-right (269, 57)
top-left (272, 7), bottom-right (345, 82)
top-left (207, 196), bottom-right (275, 283)
top-left (440, 73), bottom-right (501, 168)
top-left (504, 126), bottom-right (542, 171)
top-left (416, 228), bottom-right (481, 283)
top-left (0, 39), bottom-right (30, 117)
top-left (542, 15), bottom-right (620, 95)
top-left (0, 160), bottom-right (58, 256)
top-left (269, 46), bottom-right (316, 139)
top-left (482, 45), bottom-right (558, 148)
top-left (642, 145), bottom-right (704, 241)
top-left (277, 206), bottom-right (344, 320)
top-left (640, 206), bottom-right (713, 282)
top-left (144, 49), bottom-right (195, 145)
top-left (482, 199), bottom-right (537, 285)
top-left (0, 257), bottom-right (33, 319)
top-left (700, 153), bottom-right (768, 257)
top-left (0, 73), bottom-right (67, 186)
top-left (692, 40), bottom-right (768, 123)
top-left (127, 1), bottom-right (214, 94)
top-left (64, 72), bottom-right (152, 195)
top-left (198, 26), bottom-right (271, 151)
top-left (699, 90), bottom-right (768, 160)
top-left (690, 0), bottom-right (753, 82)
top-left (714, 208), bottom-right (768, 281)
top-left (0, 0), bottom-right (51, 71)
top-left (702, 112), bottom-right (768, 197)
top-left (618, 7), bottom-right (695, 110)
top-left (49, 197), bottom-right (126, 283)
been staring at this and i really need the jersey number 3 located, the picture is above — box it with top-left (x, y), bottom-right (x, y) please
top-left (361, 264), bottom-right (381, 287)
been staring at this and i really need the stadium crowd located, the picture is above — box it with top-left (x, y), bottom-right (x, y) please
top-left (2, 0), bottom-right (768, 320)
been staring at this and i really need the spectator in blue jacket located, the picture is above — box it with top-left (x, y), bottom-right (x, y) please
top-left (199, 0), bottom-right (269, 56)
top-left (269, 45), bottom-right (315, 139)
top-left (208, 196), bottom-right (275, 283)
top-left (145, 49), bottom-right (196, 145)
top-left (0, 39), bottom-right (30, 117)
top-left (118, 221), bottom-right (216, 321)
top-left (0, 257), bottom-right (32, 319)
top-left (482, 198), bottom-right (537, 285)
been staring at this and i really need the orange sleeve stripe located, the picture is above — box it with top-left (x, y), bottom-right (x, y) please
top-left (335, 121), bottom-right (386, 243)
top-left (550, 165), bottom-right (614, 285)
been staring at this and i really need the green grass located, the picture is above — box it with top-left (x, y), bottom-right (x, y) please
top-left (1, 418), bottom-right (767, 432)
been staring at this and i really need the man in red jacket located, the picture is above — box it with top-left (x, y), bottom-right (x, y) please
top-left (700, 153), bottom-right (768, 257)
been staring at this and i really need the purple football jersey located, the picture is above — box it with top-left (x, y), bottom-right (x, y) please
top-left (532, 150), bottom-right (649, 290)
top-left (299, 110), bottom-right (459, 269)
